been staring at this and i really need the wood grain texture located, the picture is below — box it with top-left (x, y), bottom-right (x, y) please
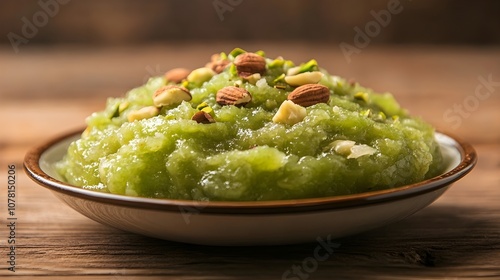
top-left (0, 44), bottom-right (499, 279)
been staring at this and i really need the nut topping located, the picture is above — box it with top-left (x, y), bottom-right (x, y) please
top-left (216, 86), bottom-right (252, 107)
top-left (192, 111), bottom-right (215, 124)
top-left (272, 100), bottom-right (306, 125)
top-left (127, 106), bottom-right (160, 122)
top-left (153, 85), bottom-right (192, 107)
top-left (206, 53), bottom-right (230, 74)
top-left (233, 52), bottom-right (266, 77)
top-left (187, 67), bottom-right (216, 86)
top-left (287, 84), bottom-right (330, 107)
top-left (284, 71), bottom-right (324, 87)
top-left (165, 68), bottom-right (190, 83)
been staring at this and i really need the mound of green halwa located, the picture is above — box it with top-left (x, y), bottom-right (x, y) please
top-left (56, 48), bottom-right (444, 201)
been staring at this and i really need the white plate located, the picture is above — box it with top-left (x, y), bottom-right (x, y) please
top-left (24, 130), bottom-right (476, 246)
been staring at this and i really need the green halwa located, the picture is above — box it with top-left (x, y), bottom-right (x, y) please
top-left (56, 49), bottom-right (444, 201)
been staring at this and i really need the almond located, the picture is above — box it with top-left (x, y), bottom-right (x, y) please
top-left (205, 53), bottom-right (230, 74)
top-left (287, 84), bottom-right (330, 107)
top-left (216, 86), bottom-right (252, 107)
top-left (192, 111), bottom-right (215, 124)
top-left (233, 52), bottom-right (266, 77)
top-left (207, 60), bottom-right (230, 74)
top-left (165, 68), bottom-right (190, 83)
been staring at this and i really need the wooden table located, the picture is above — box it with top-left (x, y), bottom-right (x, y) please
top-left (1, 43), bottom-right (499, 279)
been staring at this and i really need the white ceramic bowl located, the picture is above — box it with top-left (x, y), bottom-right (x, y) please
top-left (24, 130), bottom-right (476, 246)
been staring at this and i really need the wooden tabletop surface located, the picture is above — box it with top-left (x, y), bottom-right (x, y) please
top-left (1, 43), bottom-right (499, 279)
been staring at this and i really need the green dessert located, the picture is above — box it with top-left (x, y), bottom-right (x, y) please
top-left (56, 48), bottom-right (444, 201)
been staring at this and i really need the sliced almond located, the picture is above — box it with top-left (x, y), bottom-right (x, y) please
top-left (272, 100), bottom-right (306, 125)
top-left (327, 140), bottom-right (377, 158)
top-left (347, 144), bottom-right (377, 159)
top-left (153, 85), bottom-right (192, 107)
top-left (216, 86), bottom-right (252, 107)
top-left (233, 52), bottom-right (266, 77)
top-left (165, 68), bottom-right (190, 83)
top-left (192, 111), bottom-right (215, 124)
top-left (287, 84), bottom-right (330, 107)
top-left (329, 140), bottom-right (356, 155)
top-left (284, 71), bottom-right (324, 87)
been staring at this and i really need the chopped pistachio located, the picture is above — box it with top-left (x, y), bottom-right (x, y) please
top-left (297, 59), bottom-right (318, 73)
top-left (111, 104), bottom-right (120, 118)
top-left (361, 109), bottom-right (371, 118)
top-left (229, 63), bottom-right (238, 77)
top-left (196, 102), bottom-right (216, 118)
top-left (273, 73), bottom-right (286, 84)
top-left (255, 50), bottom-right (266, 57)
top-left (268, 57), bottom-right (285, 68)
top-left (118, 101), bottom-right (130, 113)
top-left (82, 126), bottom-right (91, 138)
top-left (219, 52), bottom-right (228, 60)
top-left (229, 47), bottom-right (246, 58)
top-left (375, 111), bottom-right (387, 122)
top-left (196, 102), bottom-right (209, 110)
top-left (201, 106), bottom-right (215, 118)
top-left (354, 92), bottom-right (369, 102)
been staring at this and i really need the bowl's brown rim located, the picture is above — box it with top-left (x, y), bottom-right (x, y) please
top-left (24, 128), bottom-right (477, 215)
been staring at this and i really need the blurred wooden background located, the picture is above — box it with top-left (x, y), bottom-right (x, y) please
top-left (1, 0), bottom-right (499, 46)
top-left (1, 1), bottom-right (500, 279)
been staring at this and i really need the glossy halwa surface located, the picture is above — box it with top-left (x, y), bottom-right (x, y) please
top-left (56, 50), bottom-right (444, 201)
